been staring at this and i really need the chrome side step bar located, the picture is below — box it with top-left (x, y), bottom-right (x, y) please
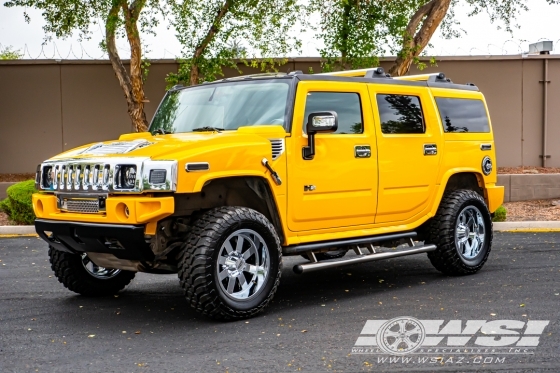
top-left (283, 231), bottom-right (417, 255)
top-left (293, 244), bottom-right (437, 274)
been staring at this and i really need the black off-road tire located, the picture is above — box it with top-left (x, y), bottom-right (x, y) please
top-left (301, 249), bottom-right (347, 261)
top-left (48, 246), bottom-right (136, 296)
top-left (425, 189), bottom-right (493, 275)
top-left (178, 207), bottom-right (282, 320)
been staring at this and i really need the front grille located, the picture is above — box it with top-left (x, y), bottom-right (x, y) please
top-left (38, 158), bottom-right (177, 194)
top-left (64, 200), bottom-right (100, 214)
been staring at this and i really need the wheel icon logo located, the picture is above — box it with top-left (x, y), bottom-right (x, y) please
top-left (376, 317), bottom-right (425, 355)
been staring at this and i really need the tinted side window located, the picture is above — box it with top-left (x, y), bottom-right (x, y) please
top-left (435, 98), bottom-right (490, 133)
top-left (377, 94), bottom-right (425, 134)
top-left (304, 92), bottom-right (363, 134)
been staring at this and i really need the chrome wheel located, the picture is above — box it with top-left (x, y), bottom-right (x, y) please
top-left (81, 254), bottom-right (121, 279)
top-left (455, 205), bottom-right (486, 260)
top-left (216, 229), bottom-right (270, 301)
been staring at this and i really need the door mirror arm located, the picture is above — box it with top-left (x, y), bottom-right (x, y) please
top-left (302, 111), bottom-right (338, 160)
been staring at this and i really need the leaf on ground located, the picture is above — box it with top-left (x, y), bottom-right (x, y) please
top-left (88, 334), bottom-right (95, 338)
top-left (301, 330), bottom-right (307, 333)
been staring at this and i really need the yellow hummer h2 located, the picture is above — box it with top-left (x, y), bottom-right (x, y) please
top-left (33, 67), bottom-right (504, 319)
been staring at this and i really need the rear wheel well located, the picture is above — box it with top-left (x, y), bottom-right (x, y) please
top-left (417, 172), bottom-right (485, 241)
top-left (443, 172), bottom-right (484, 196)
top-left (172, 177), bottom-right (284, 243)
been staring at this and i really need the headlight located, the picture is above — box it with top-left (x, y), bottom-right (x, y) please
top-left (114, 165), bottom-right (137, 190)
top-left (38, 165), bottom-right (54, 189)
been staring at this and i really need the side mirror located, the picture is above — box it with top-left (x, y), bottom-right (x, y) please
top-left (303, 111), bottom-right (338, 160)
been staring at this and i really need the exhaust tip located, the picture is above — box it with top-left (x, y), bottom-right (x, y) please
top-left (293, 265), bottom-right (304, 274)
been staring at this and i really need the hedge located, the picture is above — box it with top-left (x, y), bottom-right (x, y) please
top-left (0, 180), bottom-right (37, 225)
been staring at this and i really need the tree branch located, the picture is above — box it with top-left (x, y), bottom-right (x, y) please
top-left (190, 0), bottom-right (231, 85)
top-left (388, 0), bottom-right (451, 77)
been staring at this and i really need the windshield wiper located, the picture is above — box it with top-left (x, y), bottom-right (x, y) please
top-left (192, 126), bottom-right (224, 133)
top-left (154, 128), bottom-right (173, 135)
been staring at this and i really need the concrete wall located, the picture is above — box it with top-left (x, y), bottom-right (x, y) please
top-left (1, 56), bottom-right (559, 172)
top-left (498, 174), bottom-right (560, 202)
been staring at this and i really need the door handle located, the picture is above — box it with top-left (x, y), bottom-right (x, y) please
top-left (424, 144), bottom-right (437, 155)
top-left (355, 145), bottom-right (371, 158)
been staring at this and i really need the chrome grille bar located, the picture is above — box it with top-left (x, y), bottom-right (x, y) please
top-left (37, 157), bottom-right (177, 194)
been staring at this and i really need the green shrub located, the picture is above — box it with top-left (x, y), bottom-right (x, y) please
top-left (0, 180), bottom-right (37, 225)
top-left (492, 205), bottom-right (507, 222)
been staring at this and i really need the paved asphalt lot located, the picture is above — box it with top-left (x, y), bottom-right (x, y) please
top-left (0, 233), bottom-right (558, 373)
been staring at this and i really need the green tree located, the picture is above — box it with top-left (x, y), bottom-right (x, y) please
top-left (4, 0), bottom-right (165, 132)
top-left (166, 0), bottom-right (302, 86)
top-left (310, 0), bottom-right (560, 76)
top-left (0, 45), bottom-right (23, 59)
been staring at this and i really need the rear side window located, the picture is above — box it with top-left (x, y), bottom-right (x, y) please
top-left (435, 98), bottom-right (490, 133)
top-left (376, 94), bottom-right (425, 134)
top-left (304, 92), bottom-right (363, 134)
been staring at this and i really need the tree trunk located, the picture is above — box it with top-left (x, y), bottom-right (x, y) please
top-left (189, 1), bottom-right (231, 85)
top-left (105, 0), bottom-right (149, 132)
top-left (388, 0), bottom-right (451, 77)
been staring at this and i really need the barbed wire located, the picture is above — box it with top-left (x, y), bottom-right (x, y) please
top-left (1, 38), bottom-right (559, 60)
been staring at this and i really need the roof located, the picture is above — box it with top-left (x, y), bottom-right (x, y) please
top-left (204, 68), bottom-right (479, 92)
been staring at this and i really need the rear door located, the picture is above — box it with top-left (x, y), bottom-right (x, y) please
top-left (368, 85), bottom-right (443, 224)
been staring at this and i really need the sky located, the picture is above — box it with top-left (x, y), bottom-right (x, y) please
top-left (0, 1), bottom-right (559, 60)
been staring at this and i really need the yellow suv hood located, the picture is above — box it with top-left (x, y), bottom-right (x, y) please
top-left (48, 125), bottom-right (287, 162)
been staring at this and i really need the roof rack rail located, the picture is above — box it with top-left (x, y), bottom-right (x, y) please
top-left (317, 67), bottom-right (391, 79)
top-left (394, 72), bottom-right (452, 83)
top-left (216, 72), bottom-right (289, 82)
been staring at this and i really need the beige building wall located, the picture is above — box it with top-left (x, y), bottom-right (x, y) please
top-left (0, 56), bottom-right (558, 173)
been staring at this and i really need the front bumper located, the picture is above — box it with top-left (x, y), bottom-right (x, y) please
top-left (35, 219), bottom-right (154, 261)
top-left (32, 194), bottom-right (174, 235)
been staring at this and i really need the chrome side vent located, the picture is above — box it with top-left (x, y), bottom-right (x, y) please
top-left (270, 139), bottom-right (285, 160)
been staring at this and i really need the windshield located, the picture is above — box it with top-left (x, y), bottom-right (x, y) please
top-left (149, 79), bottom-right (291, 134)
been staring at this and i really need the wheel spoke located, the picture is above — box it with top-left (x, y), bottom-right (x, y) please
top-left (218, 256), bottom-right (227, 265)
top-left (223, 240), bottom-right (234, 254)
top-left (235, 235), bottom-right (245, 253)
top-left (243, 246), bottom-right (256, 260)
top-left (252, 234), bottom-right (261, 251)
top-left (218, 268), bottom-right (229, 281)
top-left (226, 276), bottom-right (236, 294)
top-left (237, 272), bottom-right (247, 288)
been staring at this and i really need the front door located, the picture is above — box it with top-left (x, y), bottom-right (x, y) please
top-left (287, 81), bottom-right (378, 232)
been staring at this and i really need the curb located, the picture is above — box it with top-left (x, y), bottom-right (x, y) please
top-left (0, 226), bottom-right (37, 236)
top-left (2, 222), bottom-right (560, 237)
top-left (493, 221), bottom-right (560, 232)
